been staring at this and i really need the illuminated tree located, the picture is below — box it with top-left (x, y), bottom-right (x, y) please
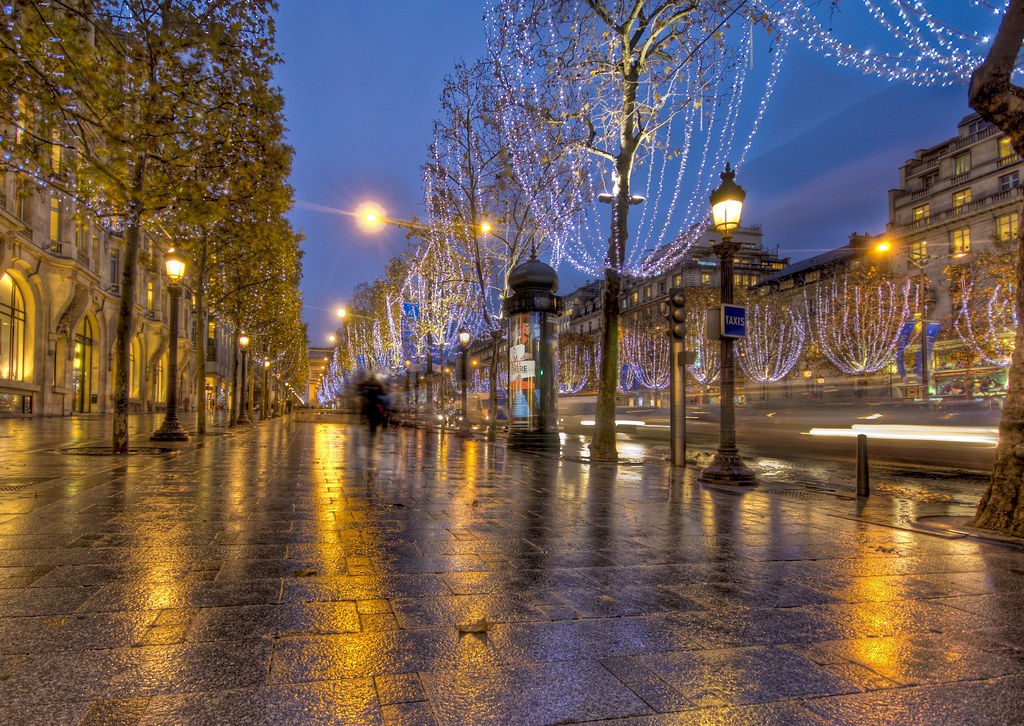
top-left (0, 0), bottom-right (279, 451)
top-left (559, 332), bottom-right (597, 395)
top-left (684, 287), bottom-right (720, 391)
top-left (620, 305), bottom-right (670, 391)
top-left (807, 271), bottom-right (915, 377)
top-left (738, 300), bottom-right (806, 385)
top-left (489, 0), bottom-right (790, 460)
top-left (948, 252), bottom-right (1017, 368)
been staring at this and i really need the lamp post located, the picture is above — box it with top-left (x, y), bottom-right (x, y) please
top-left (151, 249), bottom-right (189, 441)
top-left (237, 333), bottom-right (251, 424)
top-left (459, 327), bottom-right (471, 432)
top-left (699, 164), bottom-right (757, 486)
top-left (262, 360), bottom-right (270, 420)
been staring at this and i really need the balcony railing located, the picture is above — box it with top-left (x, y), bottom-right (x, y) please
top-left (997, 154), bottom-right (1021, 168)
top-left (952, 124), bottom-right (1000, 150)
top-left (950, 171), bottom-right (972, 186)
top-left (894, 185), bottom-right (1023, 232)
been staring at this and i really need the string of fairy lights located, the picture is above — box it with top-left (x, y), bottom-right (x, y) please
top-left (485, 0), bottom-right (1012, 283)
top-left (738, 303), bottom-right (807, 383)
top-left (808, 275), bottom-right (918, 375)
top-left (322, 1), bottom-right (1011, 401)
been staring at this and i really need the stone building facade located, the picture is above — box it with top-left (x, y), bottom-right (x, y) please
top-left (0, 174), bottom-right (236, 416)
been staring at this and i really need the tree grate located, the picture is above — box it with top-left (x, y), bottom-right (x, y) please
top-left (54, 446), bottom-right (175, 456)
top-left (0, 477), bottom-right (54, 492)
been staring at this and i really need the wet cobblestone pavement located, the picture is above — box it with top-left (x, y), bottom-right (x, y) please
top-left (2, 415), bottom-right (1024, 724)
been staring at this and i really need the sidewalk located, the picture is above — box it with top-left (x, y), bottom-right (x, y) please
top-left (1, 415), bottom-right (1023, 724)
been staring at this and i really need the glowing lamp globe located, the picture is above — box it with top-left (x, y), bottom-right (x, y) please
top-left (710, 163), bottom-right (745, 234)
top-left (165, 249), bottom-right (186, 284)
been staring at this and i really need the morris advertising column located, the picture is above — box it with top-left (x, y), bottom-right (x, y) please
top-left (504, 255), bottom-right (561, 450)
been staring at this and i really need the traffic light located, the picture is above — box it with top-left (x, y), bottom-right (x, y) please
top-left (668, 287), bottom-right (686, 341)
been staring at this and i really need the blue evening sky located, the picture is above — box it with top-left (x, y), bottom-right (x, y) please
top-left (275, 2), bottom-right (977, 345)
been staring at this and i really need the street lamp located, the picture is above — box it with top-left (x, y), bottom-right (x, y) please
top-left (459, 327), bottom-right (471, 432)
top-left (262, 360), bottom-right (271, 420)
top-left (699, 164), bottom-right (757, 486)
top-left (151, 248), bottom-right (189, 441)
top-left (237, 333), bottom-right (251, 425)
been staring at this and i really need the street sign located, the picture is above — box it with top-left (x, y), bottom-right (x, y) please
top-left (721, 304), bottom-right (746, 338)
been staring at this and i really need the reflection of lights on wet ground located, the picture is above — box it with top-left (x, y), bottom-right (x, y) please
top-left (579, 419), bottom-right (646, 427)
top-left (858, 413), bottom-right (884, 420)
top-left (806, 424), bottom-right (998, 445)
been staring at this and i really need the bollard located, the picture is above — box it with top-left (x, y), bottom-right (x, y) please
top-left (856, 433), bottom-right (870, 497)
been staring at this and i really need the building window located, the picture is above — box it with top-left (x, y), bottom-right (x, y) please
top-left (0, 273), bottom-right (28, 382)
top-left (997, 212), bottom-right (1019, 242)
top-left (953, 152), bottom-right (971, 176)
top-left (950, 227), bottom-right (971, 255)
top-left (1000, 171), bottom-right (1020, 191)
top-left (673, 274), bottom-right (682, 287)
top-left (110, 248), bottom-right (120, 285)
top-left (14, 173), bottom-right (29, 220)
top-left (49, 196), bottom-right (61, 242)
top-left (912, 204), bottom-right (929, 223)
top-left (910, 239), bottom-right (928, 263)
top-left (658, 280), bottom-right (665, 294)
top-left (643, 285), bottom-right (651, 300)
top-left (952, 188), bottom-right (971, 210)
top-left (75, 217), bottom-right (87, 249)
top-left (630, 291), bottom-right (638, 304)
top-left (968, 119), bottom-right (989, 135)
top-left (701, 272), bottom-right (711, 285)
top-left (804, 270), bottom-right (819, 284)
top-left (923, 172), bottom-right (938, 189)
top-left (50, 132), bottom-right (61, 173)
top-left (147, 281), bottom-right (154, 311)
top-left (1000, 137), bottom-right (1016, 159)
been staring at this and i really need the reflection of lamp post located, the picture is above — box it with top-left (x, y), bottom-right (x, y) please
top-left (459, 328), bottom-right (471, 432)
top-left (237, 333), bottom-right (251, 425)
top-left (152, 249), bottom-right (189, 441)
top-left (699, 165), bottom-right (756, 486)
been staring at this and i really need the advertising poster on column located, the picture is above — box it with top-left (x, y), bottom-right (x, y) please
top-left (509, 312), bottom-right (540, 430)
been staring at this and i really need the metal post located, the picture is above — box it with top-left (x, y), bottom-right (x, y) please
top-left (856, 433), bottom-right (870, 497)
top-left (460, 347), bottom-right (469, 432)
top-left (699, 236), bottom-right (756, 486)
top-left (151, 283), bottom-right (189, 441)
top-left (238, 346), bottom-right (250, 424)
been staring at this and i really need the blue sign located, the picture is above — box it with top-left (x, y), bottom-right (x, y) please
top-left (721, 304), bottom-right (746, 338)
top-left (895, 321), bottom-right (916, 378)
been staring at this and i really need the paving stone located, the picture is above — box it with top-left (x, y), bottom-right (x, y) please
top-left (422, 659), bottom-right (653, 725)
top-left (140, 679), bottom-right (382, 725)
top-left (0, 417), bottom-right (1022, 723)
top-left (639, 645), bottom-right (858, 707)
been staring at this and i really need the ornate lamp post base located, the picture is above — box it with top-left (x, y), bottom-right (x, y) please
top-left (151, 415), bottom-right (190, 442)
top-left (698, 449), bottom-right (757, 486)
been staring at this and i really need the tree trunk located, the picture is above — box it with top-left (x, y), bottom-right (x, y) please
top-left (971, 214), bottom-right (1024, 532)
top-left (112, 159), bottom-right (145, 454)
top-left (967, 0), bottom-right (1024, 533)
top-left (112, 216), bottom-right (139, 453)
top-left (591, 261), bottom-right (622, 461)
